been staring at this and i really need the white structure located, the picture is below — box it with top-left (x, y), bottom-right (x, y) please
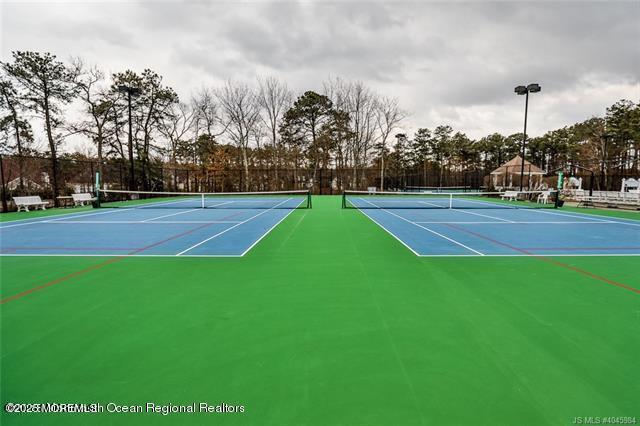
top-left (621, 178), bottom-right (639, 193)
top-left (489, 156), bottom-right (545, 190)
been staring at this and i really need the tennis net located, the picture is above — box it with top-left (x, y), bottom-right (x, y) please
top-left (342, 190), bottom-right (558, 209)
top-left (96, 189), bottom-right (311, 209)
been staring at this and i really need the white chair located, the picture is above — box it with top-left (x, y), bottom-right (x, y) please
top-left (537, 190), bottom-right (551, 204)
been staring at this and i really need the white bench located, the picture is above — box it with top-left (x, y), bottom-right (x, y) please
top-left (13, 196), bottom-right (49, 212)
top-left (500, 191), bottom-right (520, 201)
top-left (577, 193), bottom-right (640, 209)
top-left (72, 193), bottom-right (97, 206)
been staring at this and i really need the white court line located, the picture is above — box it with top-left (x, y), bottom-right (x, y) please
top-left (139, 201), bottom-right (235, 222)
top-left (240, 198), bottom-right (306, 256)
top-left (0, 208), bottom-right (137, 229)
top-left (0, 208), bottom-right (94, 224)
top-left (141, 208), bottom-right (202, 222)
top-left (413, 221), bottom-right (616, 224)
top-left (441, 207), bottom-right (515, 223)
top-left (455, 200), bottom-right (640, 226)
top-left (0, 200), bottom-right (237, 229)
top-left (2, 253), bottom-right (639, 258)
top-left (176, 198), bottom-right (293, 256)
top-left (531, 209), bottom-right (640, 227)
top-left (38, 220), bottom-right (242, 224)
top-left (0, 253), bottom-right (242, 258)
top-left (420, 197), bottom-right (640, 227)
top-left (416, 253), bottom-right (640, 257)
top-left (408, 198), bottom-right (514, 223)
top-left (450, 197), bottom-right (519, 208)
top-left (357, 197), bottom-right (484, 256)
top-left (416, 200), bottom-right (447, 209)
top-left (0, 198), bottom-right (203, 229)
top-left (352, 208), bottom-right (421, 256)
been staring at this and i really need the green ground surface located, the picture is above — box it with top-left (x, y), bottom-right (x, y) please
top-left (1, 196), bottom-right (639, 425)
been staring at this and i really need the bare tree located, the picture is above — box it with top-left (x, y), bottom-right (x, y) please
top-left (323, 78), bottom-right (380, 187)
top-left (73, 59), bottom-right (123, 184)
top-left (257, 76), bottom-right (292, 185)
top-left (192, 87), bottom-right (226, 140)
top-left (159, 102), bottom-right (196, 189)
top-left (345, 81), bottom-right (378, 187)
top-left (216, 81), bottom-right (261, 191)
top-left (375, 96), bottom-right (406, 190)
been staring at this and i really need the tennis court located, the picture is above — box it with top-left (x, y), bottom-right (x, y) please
top-left (0, 191), bottom-right (310, 257)
top-left (343, 191), bottom-right (640, 256)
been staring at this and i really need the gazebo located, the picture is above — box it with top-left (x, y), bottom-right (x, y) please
top-left (490, 156), bottom-right (545, 190)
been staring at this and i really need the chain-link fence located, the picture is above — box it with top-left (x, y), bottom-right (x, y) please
top-left (2, 154), bottom-right (633, 211)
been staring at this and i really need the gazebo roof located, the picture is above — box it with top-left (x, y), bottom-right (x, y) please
top-left (490, 156), bottom-right (545, 175)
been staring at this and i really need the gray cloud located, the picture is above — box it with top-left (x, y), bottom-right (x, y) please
top-left (1, 0), bottom-right (638, 141)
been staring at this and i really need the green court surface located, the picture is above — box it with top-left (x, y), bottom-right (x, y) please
top-left (1, 196), bottom-right (638, 425)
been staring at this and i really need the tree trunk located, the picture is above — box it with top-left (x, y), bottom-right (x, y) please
top-left (5, 95), bottom-right (25, 191)
top-left (272, 127), bottom-right (278, 189)
top-left (96, 126), bottom-right (103, 189)
top-left (43, 91), bottom-right (59, 207)
top-left (380, 153), bottom-right (384, 191)
top-left (241, 145), bottom-right (249, 192)
top-left (423, 161), bottom-right (427, 187)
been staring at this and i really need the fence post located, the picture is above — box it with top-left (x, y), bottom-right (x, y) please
top-left (0, 154), bottom-right (8, 213)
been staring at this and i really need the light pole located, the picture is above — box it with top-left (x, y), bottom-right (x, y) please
top-left (118, 85), bottom-right (142, 191)
top-left (514, 83), bottom-right (541, 191)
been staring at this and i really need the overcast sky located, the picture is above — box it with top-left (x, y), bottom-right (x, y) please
top-left (1, 0), bottom-right (639, 148)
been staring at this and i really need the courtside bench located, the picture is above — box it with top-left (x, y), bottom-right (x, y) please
top-left (72, 193), bottom-right (97, 206)
top-left (13, 196), bottom-right (50, 212)
top-left (577, 194), bottom-right (640, 210)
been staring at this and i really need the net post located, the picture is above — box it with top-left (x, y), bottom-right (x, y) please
top-left (342, 191), bottom-right (346, 209)
top-left (201, 193), bottom-right (205, 208)
top-left (449, 193), bottom-right (453, 209)
top-left (554, 172), bottom-right (564, 209)
top-left (94, 171), bottom-right (101, 208)
top-left (308, 190), bottom-right (312, 209)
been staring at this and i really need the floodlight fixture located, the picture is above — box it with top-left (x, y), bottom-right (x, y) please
top-left (527, 83), bottom-right (541, 93)
top-left (514, 85), bottom-right (527, 95)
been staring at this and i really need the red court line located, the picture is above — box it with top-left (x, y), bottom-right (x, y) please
top-left (444, 223), bottom-right (640, 295)
top-left (0, 221), bottom-right (220, 305)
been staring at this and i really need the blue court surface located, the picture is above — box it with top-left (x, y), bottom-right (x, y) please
top-left (353, 201), bottom-right (640, 257)
top-left (0, 197), bottom-right (305, 257)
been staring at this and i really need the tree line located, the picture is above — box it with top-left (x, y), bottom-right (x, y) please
top-left (1, 51), bottom-right (638, 201)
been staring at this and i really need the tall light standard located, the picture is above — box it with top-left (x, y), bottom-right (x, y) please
top-left (118, 85), bottom-right (142, 191)
top-left (514, 83), bottom-right (541, 191)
